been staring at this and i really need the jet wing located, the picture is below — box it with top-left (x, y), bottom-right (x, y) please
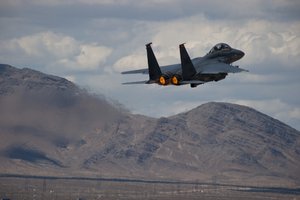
top-left (201, 63), bottom-right (248, 74)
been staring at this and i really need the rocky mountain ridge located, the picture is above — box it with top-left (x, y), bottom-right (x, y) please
top-left (0, 64), bottom-right (299, 187)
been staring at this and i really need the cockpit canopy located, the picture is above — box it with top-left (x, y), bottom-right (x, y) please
top-left (208, 43), bottom-right (232, 55)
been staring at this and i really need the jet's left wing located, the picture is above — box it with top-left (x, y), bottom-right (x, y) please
top-left (201, 63), bottom-right (248, 74)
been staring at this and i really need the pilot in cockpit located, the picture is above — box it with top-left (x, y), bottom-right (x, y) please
top-left (208, 43), bottom-right (231, 54)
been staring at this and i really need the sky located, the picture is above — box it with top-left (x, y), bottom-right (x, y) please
top-left (1, 0), bottom-right (300, 130)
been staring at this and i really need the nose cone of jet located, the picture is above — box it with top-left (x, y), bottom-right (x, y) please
top-left (233, 49), bottom-right (245, 61)
top-left (238, 50), bottom-right (245, 58)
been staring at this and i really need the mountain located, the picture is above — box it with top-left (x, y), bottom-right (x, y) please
top-left (0, 64), bottom-right (299, 187)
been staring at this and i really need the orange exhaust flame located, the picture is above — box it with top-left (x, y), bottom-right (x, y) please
top-left (159, 76), bottom-right (167, 85)
top-left (171, 76), bottom-right (179, 85)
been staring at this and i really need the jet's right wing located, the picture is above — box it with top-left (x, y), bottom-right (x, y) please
top-left (201, 62), bottom-right (248, 74)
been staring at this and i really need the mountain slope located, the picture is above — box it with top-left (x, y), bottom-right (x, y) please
top-left (0, 64), bottom-right (125, 174)
top-left (168, 103), bottom-right (300, 184)
top-left (0, 64), bottom-right (299, 187)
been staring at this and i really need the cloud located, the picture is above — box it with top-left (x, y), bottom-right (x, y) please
top-left (113, 16), bottom-right (300, 75)
top-left (1, 0), bottom-right (300, 130)
top-left (103, 13), bottom-right (300, 132)
top-left (113, 52), bottom-right (146, 72)
top-left (55, 43), bottom-right (112, 71)
top-left (2, 32), bottom-right (78, 57)
top-left (0, 31), bottom-right (112, 72)
top-left (5, 0), bottom-right (299, 21)
top-left (236, 21), bottom-right (300, 69)
top-left (22, 0), bottom-right (136, 6)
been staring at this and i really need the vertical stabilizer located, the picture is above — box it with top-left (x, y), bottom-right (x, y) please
top-left (146, 43), bottom-right (162, 81)
top-left (179, 43), bottom-right (196, 80)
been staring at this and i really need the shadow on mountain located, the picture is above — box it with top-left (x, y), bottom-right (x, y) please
top-left (4, 146), bottom-right (63, 167)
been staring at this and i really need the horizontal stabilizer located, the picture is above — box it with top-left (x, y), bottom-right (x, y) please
top-left (121, 68), bottom-right (149, 74)
top-left (122, 80), bottom-right (148, 85)
top-left (122, 80), bottom-right (157, 85)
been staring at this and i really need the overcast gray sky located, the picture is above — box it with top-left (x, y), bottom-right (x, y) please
top-left (1, 0), bottom-right (300, 130)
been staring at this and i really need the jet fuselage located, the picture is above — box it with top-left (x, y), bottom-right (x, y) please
top-left (122, 42), bottom-right (247, 88)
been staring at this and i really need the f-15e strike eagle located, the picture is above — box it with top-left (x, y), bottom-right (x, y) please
top-left (122, 43), bottom-right (248, 88)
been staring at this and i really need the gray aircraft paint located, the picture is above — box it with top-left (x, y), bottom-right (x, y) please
top-left (122, 43), bottom-right (247, 88)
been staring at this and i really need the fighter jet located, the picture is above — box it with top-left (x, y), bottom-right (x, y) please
top-left (122, 42), bottom-right (248, 88)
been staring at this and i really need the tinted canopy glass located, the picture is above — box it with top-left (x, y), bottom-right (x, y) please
top-left (208, 43), bottom-right (231, 54)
